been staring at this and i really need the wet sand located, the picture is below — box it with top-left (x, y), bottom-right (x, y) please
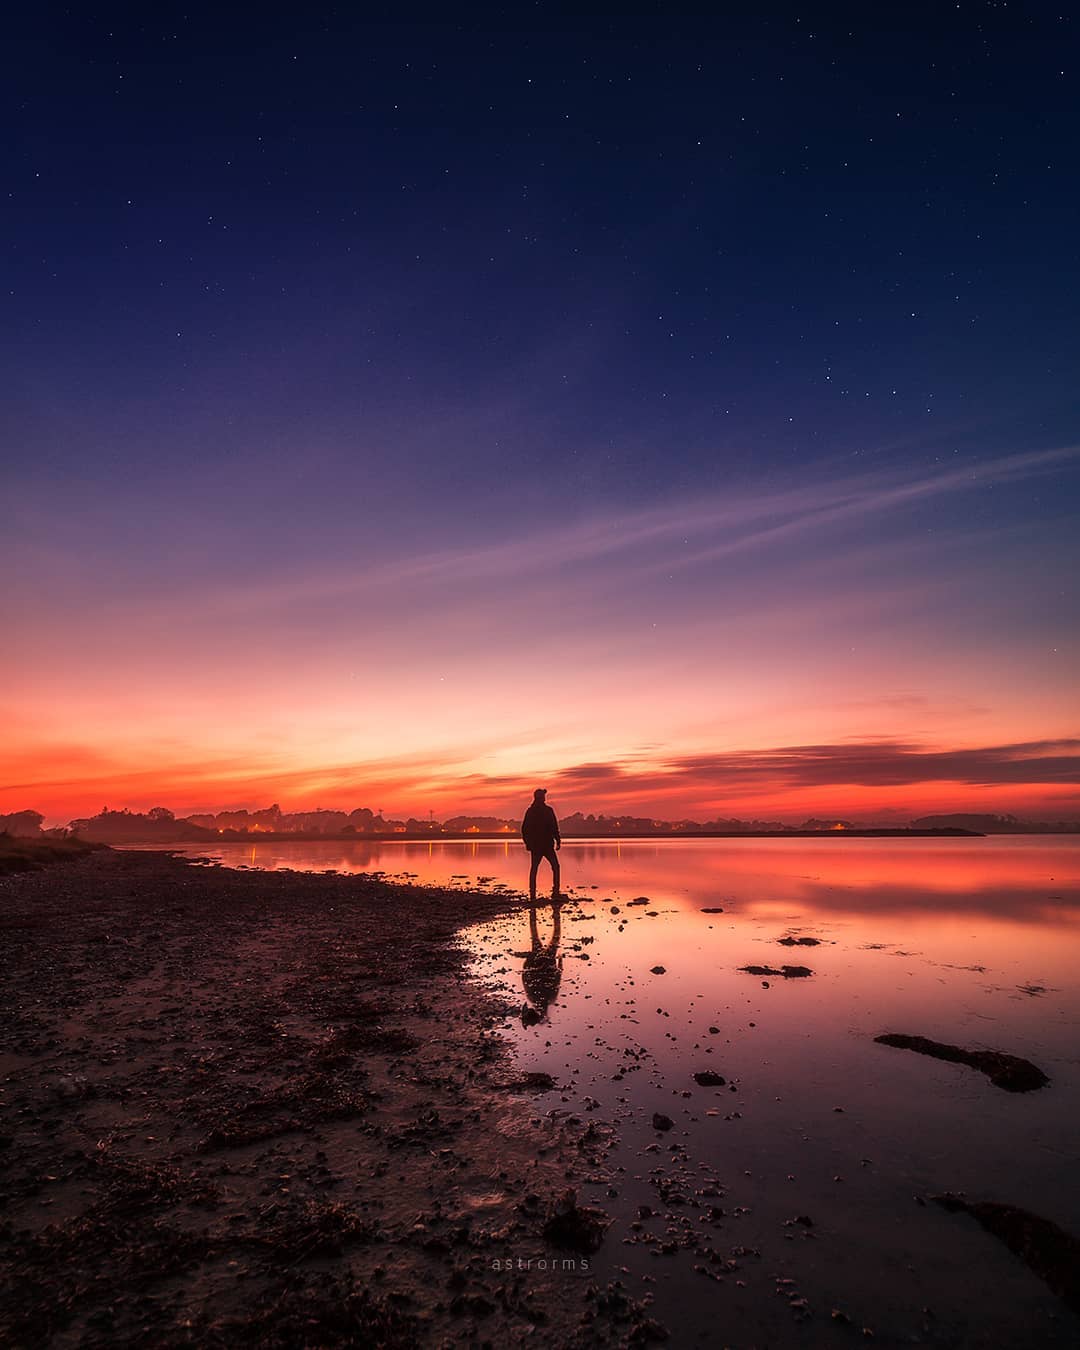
top-left (0, 850), bottom-right (647, 1348)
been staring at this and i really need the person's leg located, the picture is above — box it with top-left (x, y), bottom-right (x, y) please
top-left (529, 851), bottom-right (541, 902)
top-left (548, 846), bottom-right (561, 899)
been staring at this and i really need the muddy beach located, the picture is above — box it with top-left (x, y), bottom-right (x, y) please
top-left (0, 849), bottom-right (643, 1348)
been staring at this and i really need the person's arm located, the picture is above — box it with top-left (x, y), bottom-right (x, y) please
top-left (552, 808), bottom-right (561, 847)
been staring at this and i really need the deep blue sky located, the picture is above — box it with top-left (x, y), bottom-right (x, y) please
top-left (6, 4), bottom-right (1078, 510)
top-left (4, 3), bottom-right (1079, 821)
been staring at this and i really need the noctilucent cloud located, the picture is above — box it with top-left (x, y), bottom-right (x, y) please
top-left (3, 5), bottom-right (1078, 823)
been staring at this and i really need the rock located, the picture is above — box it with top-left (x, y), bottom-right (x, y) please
top-left (874, 1033), bottom-right (1049, 1092)
top-left (650, 966), bottom-right (666, 975)
top-left (541, 1188), bottom-right (610, 1253)
top-left (778, 936), bottom-right (821, 946)
top-left (512, 1072), bottom-right (556, 1091)
top-left (700, 907), bottom-right (723, 914)
top-left (693, 1071), bottom-right (726, 1087)
top-left (651, 1113), bottom-right (674, 1131)
top-left (933, 1194), bottom-right (1080, 1311)
top-left (450, 1292), bottom-right (497, 1316)
top-left (629, 1315), bottom-right (669, 1342)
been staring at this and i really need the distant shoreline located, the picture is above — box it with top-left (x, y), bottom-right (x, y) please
top-left (139, 826), bottom-right (987, 844)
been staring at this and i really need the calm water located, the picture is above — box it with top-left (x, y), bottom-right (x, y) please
top-left (171, 836), bottom-right (1080, 1344)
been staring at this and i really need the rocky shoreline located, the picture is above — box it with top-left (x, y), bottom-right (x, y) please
top-left (0, 849), bottom-right (647, 1348)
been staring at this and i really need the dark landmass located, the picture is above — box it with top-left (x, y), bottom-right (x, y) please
top-left (934, 1195), bottom-right (1080, 1313)
top-left (0, 832), bottom-right (106, 877)
top-left (8, 806), bottom-right (1053, 847)
top-left (10, 801), bottom-right (1080, 847)
top-left (0, 849), bottom-right (649, 1348)
top-left (874, 1033), bottom-right (1050, 1093)
top-left (65, 824), bottom-right (991, 845)
top-left (911, 813), bottom-right (1080, 835)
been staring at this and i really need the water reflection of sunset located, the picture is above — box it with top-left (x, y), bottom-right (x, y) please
top-left (173, 834), bottom-right (1080, 1030)
top-left (178, 835), bottom-right (1080, 919)
top-left (458, 836), bottom-right (1080, 1278)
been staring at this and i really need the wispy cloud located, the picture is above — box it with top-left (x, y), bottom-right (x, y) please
top-left (7, 734), bottom-right (1078, 824)
top-left (482, 737), bottom-right (1080, 798)
top-left (658, 738), bottom-right (1080, 788)
top-left (204, 445), bottom-right (1080, 613)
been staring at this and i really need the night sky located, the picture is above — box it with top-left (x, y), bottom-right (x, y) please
top-left (4, 3), bottom-right (1079, 823)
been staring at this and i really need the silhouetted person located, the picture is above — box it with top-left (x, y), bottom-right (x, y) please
top-left (521, 899), bottom-right (563, 1025)
top-left (522, 788), bottom-right (561, 901)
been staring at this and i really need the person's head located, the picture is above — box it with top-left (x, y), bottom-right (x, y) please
top-left (533, 788), bottom-right (547, 803)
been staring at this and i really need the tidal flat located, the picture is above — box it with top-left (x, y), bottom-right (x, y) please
top-left (2, 837), bottom-right (1079, 1347)
top-left (0, 850), bottom-right (633, 1348)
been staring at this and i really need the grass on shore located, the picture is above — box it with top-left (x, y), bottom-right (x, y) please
top-left (0, 833), bottom-right (107, 876)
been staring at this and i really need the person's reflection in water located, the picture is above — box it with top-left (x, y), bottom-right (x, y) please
top-left (521, 900), bottom-right (563, 1027)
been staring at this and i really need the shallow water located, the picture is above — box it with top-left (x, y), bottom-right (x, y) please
top-left (171, 836), bottom-right (1080, 1344)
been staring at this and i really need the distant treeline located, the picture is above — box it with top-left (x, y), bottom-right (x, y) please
top-left (908, 813), bottom-right (1080, 833)
top-left (1, 806), bottom-right (1076, 845)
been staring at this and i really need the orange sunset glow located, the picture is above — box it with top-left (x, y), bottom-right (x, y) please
top-left (5, 454), bottom-right (1079, 828)
top-left (5, 509), bottom-right (1078, 834)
